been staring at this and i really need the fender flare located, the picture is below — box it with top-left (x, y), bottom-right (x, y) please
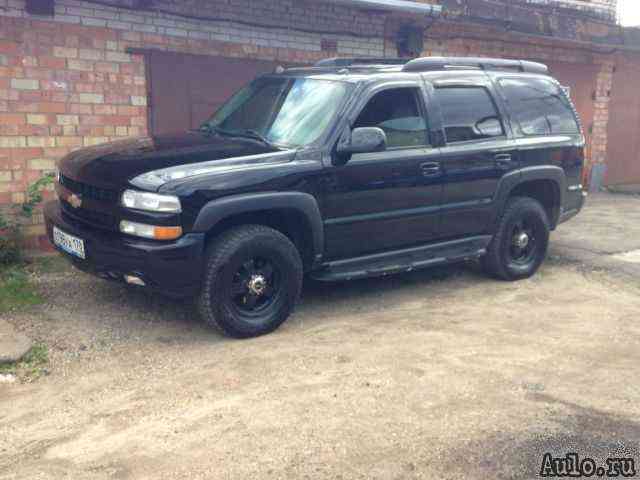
top-left (493, 166), bottom-right (567, 227)
top-left (192, 191), bottom-right (324, 262)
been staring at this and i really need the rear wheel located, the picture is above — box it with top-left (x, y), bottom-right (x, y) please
top-left (482, 196), bottom-right (550, 281)
top-left (197, 225), bottom-right (303, 338)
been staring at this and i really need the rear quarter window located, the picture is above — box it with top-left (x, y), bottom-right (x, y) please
top-left (434, 86), bottom-right (505, 143)
top-left (499, 78), bottom-right (580, 136)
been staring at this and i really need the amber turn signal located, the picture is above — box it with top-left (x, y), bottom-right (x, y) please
top-left (153, 226), bottom-right (183, 240)
top-left (120, 220), bottom-right (183, 240)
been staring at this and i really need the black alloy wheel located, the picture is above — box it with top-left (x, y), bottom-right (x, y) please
top-left (197, 224), bottom-right (303, 338)
top-left (482, 196), bottom-right (550, 281)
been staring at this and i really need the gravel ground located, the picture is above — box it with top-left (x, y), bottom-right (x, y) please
top-left (1, 193), bottom-right (639, 479)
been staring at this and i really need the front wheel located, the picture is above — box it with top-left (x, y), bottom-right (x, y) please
top-left (197, 225), bottom-right (303, 338)
top-left (482, 196), bottom-right (550, 281)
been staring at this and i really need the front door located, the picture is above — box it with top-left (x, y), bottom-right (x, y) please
top-left (434, 84), bottom-right (517, 238)
top-left (322, 85), bottom-right (443, 260)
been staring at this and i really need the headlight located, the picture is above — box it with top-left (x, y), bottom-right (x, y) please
top-left (120, 220), bottom-right (183, 240)
top-left (121, 189), bottom-right (181, 213)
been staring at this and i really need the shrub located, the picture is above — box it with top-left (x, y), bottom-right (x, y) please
top-left (0, 174), bottom-right (55, 266)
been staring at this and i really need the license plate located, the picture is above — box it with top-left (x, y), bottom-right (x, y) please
top-left (53, 226), bottom-right (86, 259)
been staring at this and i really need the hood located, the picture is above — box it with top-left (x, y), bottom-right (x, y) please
top-left (58, 131), bottom-right (285, 189)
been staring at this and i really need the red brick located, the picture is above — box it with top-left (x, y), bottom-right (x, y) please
top-left (39, 102), bottom-right (67, 113)
top-left (9, 148), bottom-right (44, 161)
top-left (0, 125), bottom-right (19, 135)
top-left (95, 62), bottom-right (119, 74)
top-left (43, 147), bottom-right (70, 158)
top-left (38, 56), bottom-right (67, 70)
top-left (19, 91), bottom-right (51, 102)
top-left (8, 101), bottom-right (36, 112)
top-left (18, 125), bottom-right (50, 136)
top-left (0, 41), bottom-right (19, 55)
top-left (0, 113), bottom-right (26, 125)
top-left (68, 103), bottom-right (92, 115)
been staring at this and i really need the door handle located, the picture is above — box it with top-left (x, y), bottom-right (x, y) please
top-left (494, 154), bottom-right (512, 168)
top-left (420, 162), bottom-right (440, 176)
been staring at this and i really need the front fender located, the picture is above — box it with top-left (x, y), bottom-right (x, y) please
top-left (192, 191), bottom-right (324, 262)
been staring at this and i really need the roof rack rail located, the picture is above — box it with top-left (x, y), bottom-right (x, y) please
top-left (314, 57), bottom-right (409, 68)
top-left (402, 57), bottom-right (549, 75)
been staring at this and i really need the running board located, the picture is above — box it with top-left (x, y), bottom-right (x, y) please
top-left (311, 236), bottom-right (492, 282)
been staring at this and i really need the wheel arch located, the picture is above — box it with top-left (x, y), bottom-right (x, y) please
top-left (192, 192), bottom-right (324, 270)
top-left (494, 166), bottom-right (567, 230)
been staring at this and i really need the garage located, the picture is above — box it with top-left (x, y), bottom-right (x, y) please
top-left (605, 59), bottom-right (640, 187)
top-left (144, 51), bottom-right (283, 135)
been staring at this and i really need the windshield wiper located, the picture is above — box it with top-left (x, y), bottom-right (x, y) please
top-left (198, 124), bottom-right (231, 136)
top-left (199, 125), bottom-right (275, 147)
top-left (231, 129), bottom-right (273, 147)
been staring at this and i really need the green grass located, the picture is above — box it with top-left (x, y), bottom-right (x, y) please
top-left (0, 342), bottom-right (49, 382)
top-left (27, 254), bottom-right (70, 274)
top-left (0, 265), bottom-right (44, 314)
top-left (0, 257), bottom-right (58, 382)
top-left (0, 254), bottom-right (69, 314)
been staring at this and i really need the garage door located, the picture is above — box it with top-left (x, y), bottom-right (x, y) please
top-left (546, 61), bottom-right (599, 176)
top-left (605, 60), bottom-right (640, 186)
top-left (146, 51), bottom-right (283, 135)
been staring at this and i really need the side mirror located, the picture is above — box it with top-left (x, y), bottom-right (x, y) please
top-left (337, 127), bottom-right (387, 155)
top-left (475, 117), bottom-right (503, 138)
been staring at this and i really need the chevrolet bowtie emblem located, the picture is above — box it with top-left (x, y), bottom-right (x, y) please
top-left (68, 193), bottom-right (82, 209)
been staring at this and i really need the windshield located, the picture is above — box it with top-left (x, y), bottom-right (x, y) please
top-left (205, 77), bottom-right (351, 148)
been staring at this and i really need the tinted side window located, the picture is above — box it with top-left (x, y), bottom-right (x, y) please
top-left (354, 88), bottom-right (428, 149)
top-left (499, 78), bottom-right (580, 135)
top-left (435, 87), bottom-right (504, 143)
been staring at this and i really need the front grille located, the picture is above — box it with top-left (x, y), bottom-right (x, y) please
top-left (59, 174), bottom-right (118, 203)
top-left (61, 200), bottom-right (117, 230)
top-left (59, 174), bottom-right (118, 230)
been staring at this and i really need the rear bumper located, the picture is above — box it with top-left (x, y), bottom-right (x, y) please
top-left (558, 189), bottom-right (587, 225)
top-left (44, 200), bottom-right (205, 298)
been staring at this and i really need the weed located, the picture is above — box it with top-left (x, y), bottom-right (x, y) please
top-left (0, 173), bottom-right (55, 266)
top-left (0, 342), bottom-right (49, 382)
top-left (0, 265), bottom-right (44, 314)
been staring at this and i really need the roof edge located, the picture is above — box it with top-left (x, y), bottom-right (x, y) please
top-left (326, 0), bottom-right (442, 16)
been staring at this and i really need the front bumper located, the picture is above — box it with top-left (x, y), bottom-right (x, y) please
top-left (44, 200), bottom-right (205, 298)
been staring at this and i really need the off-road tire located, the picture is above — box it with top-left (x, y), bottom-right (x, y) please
top-left (197, 224), bottom-right (303, 338)
top-left (482, 196), bottom-right (550, 281)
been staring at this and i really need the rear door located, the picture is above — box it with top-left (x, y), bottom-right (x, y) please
top-left (434, 81), bottom-right (518, 238)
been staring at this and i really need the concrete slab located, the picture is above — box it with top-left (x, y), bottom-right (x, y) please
top-left (0, 319), bottom-right (32, 364)
top-left (550, 192), bottom-right (640, 280)
top-left (553, 193), bottom-right (640, 255)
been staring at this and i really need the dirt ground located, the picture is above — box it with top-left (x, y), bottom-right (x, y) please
top-left (2, 193), bottom-right (640, 480)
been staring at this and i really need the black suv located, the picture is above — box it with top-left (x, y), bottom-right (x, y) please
top-left (45, 56), bottom-right (586, 338)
